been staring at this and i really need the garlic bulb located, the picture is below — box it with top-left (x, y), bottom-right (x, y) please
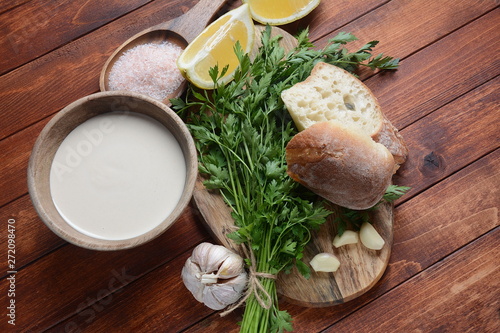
top-left (181, 242), bottom-right (247, 310)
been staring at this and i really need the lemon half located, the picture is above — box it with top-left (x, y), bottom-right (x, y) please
top-left (177, 4), bottom-right (255, 89)
top-left (243, 0), bottom-right (321, 25)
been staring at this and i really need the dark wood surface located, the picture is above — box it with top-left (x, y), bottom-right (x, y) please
top-left (0, 0), bottom-right (498, 332)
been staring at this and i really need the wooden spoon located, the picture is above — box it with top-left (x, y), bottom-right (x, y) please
top-left (99, 0), bottom-right (228, 105)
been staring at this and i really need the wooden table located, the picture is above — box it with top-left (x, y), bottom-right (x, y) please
top-left (1, 0), bottom-right (498, 332)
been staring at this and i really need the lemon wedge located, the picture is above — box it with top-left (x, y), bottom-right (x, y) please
top-left (177, 4), bottom-right (255, 89)
top-left (243, 0), bottom-right (320, 25)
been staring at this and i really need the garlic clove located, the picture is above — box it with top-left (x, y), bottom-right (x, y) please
top-left (217, 252), bottom-right (245, 278)
top-left (181, 258), bottom-right (204, 303)
top-left (359, 221), bottom-right (385, 250)
top-left (200, 272), bottom-right (219, 284)
top-left (202, 286), bottom-right (227, 310)
top-left (207, 273), bottom-right (248, 308)
top-left (332, 230), bottom-right (359, 248)
top-left (192, 242), bottom-right (231, 273)
top-left (310, 253), bottom-right (340, 272)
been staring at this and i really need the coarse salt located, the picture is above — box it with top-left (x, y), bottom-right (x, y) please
top-left (108, 41), bottom-right (185, 101)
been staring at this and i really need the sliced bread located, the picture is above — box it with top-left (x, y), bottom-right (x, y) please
top-left (286, 121), bottom-right (396, 210)
top-left (281, 62), bottom-right (408, 165)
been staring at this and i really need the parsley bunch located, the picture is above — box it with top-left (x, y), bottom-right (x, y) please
top-left (173, 26), bottom-right (399, 333)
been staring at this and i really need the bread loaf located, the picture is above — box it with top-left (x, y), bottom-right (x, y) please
top-left (281, 62), bottom-right (408, 165)
top-left (286, 122), bottom-right (395, 210)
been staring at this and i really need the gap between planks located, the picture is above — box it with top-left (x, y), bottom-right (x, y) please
top-left (167, 144), bottom-right (500, 332)
top-left (322, 227), bottom-right (499, 332)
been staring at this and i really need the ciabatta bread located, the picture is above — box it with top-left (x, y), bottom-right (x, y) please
top-left (286, 122), bottom-right (395, 210)
top-left (281, 62), bottom-right (408, 165)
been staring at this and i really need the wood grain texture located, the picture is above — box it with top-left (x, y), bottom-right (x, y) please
top-left (224, 0), bottom-right (388, 40)
top-left (193, 176), bottom-right (238, 253)
top-left (389, 148), bottom-right (500, 278)
top-left (45, 251), bottom-right (217, 333)
top-left (0, 0), bottom-right (199, 140)
top-left (0, 1), bottom-right (31, 15)
top-left (288, 153), bottom-right (500, 332)
top-left (277, 202), bottom-right (393, 306)
top-left (0, 0), bottom-right (498, 331)
top-left (393, 76), bottom-right (499, 200)
top-left (324, 228), bottom-right (500, 333)
top-left (1, 0), bottom-right (492, 206)
top-left (288, 0), bottom-right (387, 40)
top-left (315, 0), bottom-right (498, 57)
top-left (366, 8), bottom-right (500, 130)
top-left (195, 181), bottom-right (394, 307)
top-left (0, 0), bottom-right (153, 74)
top-left (184, 146), bottom-right (500, 333)
top-left (0, 203), bottom-right (209, 332)
top-left (27, 108), bottom-right (494, 331)
top-left (0, 118), bottom-right (49, 207)
top-left (0, 195), bottom-right (65, 275)
top-left (0, 0), bottom-right (491, 141)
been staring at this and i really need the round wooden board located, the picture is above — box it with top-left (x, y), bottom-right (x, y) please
top-left (192, 25), bottom-right (394, 307)
top-left (276, 202), bottom-right (393, 307)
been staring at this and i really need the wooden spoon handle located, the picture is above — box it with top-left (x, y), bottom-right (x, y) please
top-left (159, 0), bottom-right (228, 43)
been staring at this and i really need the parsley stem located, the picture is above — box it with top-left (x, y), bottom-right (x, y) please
top-left (173, 26), bottom-right (399, 333)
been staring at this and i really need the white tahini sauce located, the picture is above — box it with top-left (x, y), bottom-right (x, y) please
top-left (49, 111), bottom-right (186, 240)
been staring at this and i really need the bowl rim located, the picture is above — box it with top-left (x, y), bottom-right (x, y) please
top-left (27, 91), bottom-right (198, 251)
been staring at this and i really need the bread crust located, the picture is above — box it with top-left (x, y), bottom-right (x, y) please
top-left (282, 62), bottom-right (408, 165)
top-left (374, 113), bottom-right (408, 165)
top-left (286, 121), bottom-right (395, 210)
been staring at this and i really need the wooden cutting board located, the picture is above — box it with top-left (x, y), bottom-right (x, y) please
top-left (192, 25), bottom-right (393, 308)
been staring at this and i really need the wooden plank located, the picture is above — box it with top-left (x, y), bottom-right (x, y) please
top-left (287, 152), bottom-right (500, 331)
top-left (0, 3), bottom-right (497, 209)
top-left (0, 0), bottom-right (196, 141)
top-left (182, 146), bottom-right (499, 333)
top-left (0, 0), bottom-right (492, 141)
top-left (0, 202), bottom-right (209, 332)
top-left (278, 0), bottom-right (389, 41)
top-left (0, 0), bottom-right (31, 15)
top-left (225, 0), bottom-right (388, 41)
top-left (1, 59), bottom-right (496, 212)
top-left (315, 0), bottom-right (497, 57)
top-left (0, 118), bottom-right (48, 208)
top-left (324, 228), bottom-right (500, 332)
top-left (0, 0), bottom-right (332, 141)
top-left (0, 194), bottom-right (65, 275)
top-left (365, 8), bottom-right (500, 129)
top-left (0, 0), bottom-right (154, 74)
top-left (182, 25), bottom-right (500, 319)
top-left (392, 77), bottom-right (499, 200)
top-left (45, 251), bottom-right (216, 333)
top-left (0, 0), bottom-right (494, 141)
top-left (0, 1), bottom-right (497, 331)
top-left (34, 73), bottom-right (500, 333)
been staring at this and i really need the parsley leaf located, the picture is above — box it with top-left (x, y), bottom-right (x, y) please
top-left (173, 26), bottom-right (401, 333)
top-left (383, 185), bottom-right (412, 203)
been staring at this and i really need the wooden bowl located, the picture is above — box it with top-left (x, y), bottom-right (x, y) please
top-left (27, 91), bottom-right (198, 251)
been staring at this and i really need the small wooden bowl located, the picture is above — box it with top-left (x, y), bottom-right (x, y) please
top-left (27, 91), bottom-right (198, 251)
